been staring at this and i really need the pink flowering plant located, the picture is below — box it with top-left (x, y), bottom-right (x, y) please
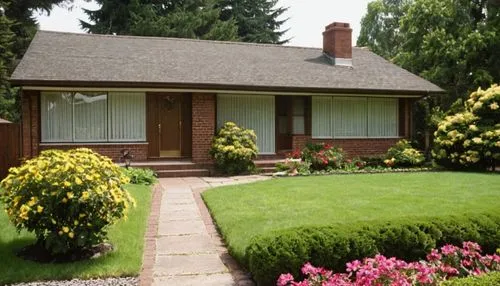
top-left (277, 242), bottom-right (500, 286)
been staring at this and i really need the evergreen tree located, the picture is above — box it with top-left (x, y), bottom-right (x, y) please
top-left (217, 0), bottom-right (289, 44)
top-left (0, 1), bottom-right (17, 121)
top-left (81, 0), bottom-right (239, 41)
top-left (0, 0), bottom-right (75, 122)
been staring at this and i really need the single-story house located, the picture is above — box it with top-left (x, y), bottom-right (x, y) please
top-left (10, 22), bottom-right (443, 164)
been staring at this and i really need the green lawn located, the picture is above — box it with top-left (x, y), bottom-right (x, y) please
top-left (202, 172), bottom-right (500, 263)
top-left (0, 184), bottom-right (152, 285)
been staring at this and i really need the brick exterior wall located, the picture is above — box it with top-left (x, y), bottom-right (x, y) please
top-left (292, 135), bottom-right (311, 152)
top-left (191, 93), bottom-right (216, 163)
top-left (292, 135), bottom-right (402, 158)
top-left (39, 143), bottom-right (148, 161)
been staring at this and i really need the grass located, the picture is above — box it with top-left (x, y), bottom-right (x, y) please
top-left (202, 172), bottom-right (500, 263)
top-left (0, 184), bottom-right (152, 285)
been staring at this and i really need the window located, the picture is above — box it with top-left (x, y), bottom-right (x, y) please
top-left (312, 96), bottom-right (398, 138)
top-left (292, 97), bottom-right (305, 134)
top-left (41, 91), bottom-right (146, 142)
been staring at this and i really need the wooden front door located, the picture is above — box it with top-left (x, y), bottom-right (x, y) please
top-left (159, 94), bottom-right (182, 157)
top-left (147, 93), bottom-right (191, 158)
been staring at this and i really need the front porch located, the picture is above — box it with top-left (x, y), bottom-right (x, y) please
top-left (123, 157), bottom-right (285, 178)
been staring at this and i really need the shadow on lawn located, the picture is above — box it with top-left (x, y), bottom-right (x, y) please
top-left (0, 237), bottom-right (116, 284)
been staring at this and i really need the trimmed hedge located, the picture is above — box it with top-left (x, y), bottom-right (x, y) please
top-left (442, 272), bottom-right (500, 285)
top-left (245, 214), bottom-right (500, 286)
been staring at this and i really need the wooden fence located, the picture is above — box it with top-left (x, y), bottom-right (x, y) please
top-left (0, 123), bottom-right (21, 179)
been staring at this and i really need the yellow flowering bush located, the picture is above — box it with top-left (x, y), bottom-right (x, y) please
top-left (433, 84), bottom-right (500, 170)
top-left (0, 148), bottom-right (135, 255)
top-left (385, 139), bottom-right (425, 167)
top-left (210, 122), bottom-right (258, 175)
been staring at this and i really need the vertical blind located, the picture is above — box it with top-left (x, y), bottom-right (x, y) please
top-left (41, 91), bottom-right (146, 142)
top-left (312, 96), bottom-right (398, 138)
top-left (217, 94), bottom-right (276, 154)
top-left (73, 92), bottom-right (107, 141)
top-left (108, 92), bottom-right (146, 141)
top-left (41, 92), bottom-right (73, 142)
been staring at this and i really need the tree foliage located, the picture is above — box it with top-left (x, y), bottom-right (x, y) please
top-left (359, 0), bottom-right (500, 107)
top-left (0, 1), bottom-right (18, 121)
top-left (217, 0), bottom-right (289, 44)
top-left (0, 0), bottom-right (74, 122)
top-left (81, 0), bottom-right (239, 40)
top-left (81, 0), bottom-right (288, 43)
top-left (357, 0), bottom-right (411, 60)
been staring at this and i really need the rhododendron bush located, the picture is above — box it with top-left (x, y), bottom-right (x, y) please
top-left (210, 122), bottom-right (258, 175)
top-left (278, 242), bottom-right (500, 286)
top-left (433, 84), bottom-right (500, 170)
top-left (0, 148), bottom-right (135, 255)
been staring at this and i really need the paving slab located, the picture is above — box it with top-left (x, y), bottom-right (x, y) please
top-left (153, 253), bottom-right (229, 276)
top-left (161, 209), bottom-right (202, 221)
top-left (160, 202), bottom-right (199, 213)
top-left (158, 219), bottom-right (206, 236)
top-left (152, 274), bottom-right (235, 286)
top-left (164, 193), bottom-right (194, 200)
top-left (156, 234), bottom-right (216, 255)
top-left (163, 198), bottom-right (195, 205)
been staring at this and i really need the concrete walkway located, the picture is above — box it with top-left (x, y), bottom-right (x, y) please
top-left (151, 176), bottom-right (270, 286)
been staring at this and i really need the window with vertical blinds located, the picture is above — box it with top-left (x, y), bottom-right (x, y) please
top-left (312, 96), bottom-right (398, 138)
top-left (41, 91), bottom-right (146, 142)
top-left (217, 94), bottom-right (275, 154)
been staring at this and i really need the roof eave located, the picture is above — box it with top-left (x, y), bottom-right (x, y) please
top-left (11, 79), bottom-right (445, 97)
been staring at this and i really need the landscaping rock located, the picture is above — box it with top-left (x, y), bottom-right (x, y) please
top-left (8, 277), bottom-right (138, 286)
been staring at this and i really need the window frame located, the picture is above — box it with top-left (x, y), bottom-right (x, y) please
top-left (312, 96), bottom-right (400, 139)
top-left (40, 91), bottom-right (147, 143)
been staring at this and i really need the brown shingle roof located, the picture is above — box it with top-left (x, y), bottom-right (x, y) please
top-left (11, 31), bottom-right (443, 95)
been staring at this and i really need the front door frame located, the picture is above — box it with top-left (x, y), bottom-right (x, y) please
top-left (146, 92), bottom-right (192, 158)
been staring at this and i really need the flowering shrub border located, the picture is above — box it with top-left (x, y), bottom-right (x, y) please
top-left (244, 214), bottom-right (500, 285)
top-left (278, 242), bottom-right (500, 286)
top-left (274, 141), bottom-right (431, 177)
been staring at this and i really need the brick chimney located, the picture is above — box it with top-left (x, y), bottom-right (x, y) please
top-left (323, 22), bottom-right (352, 66)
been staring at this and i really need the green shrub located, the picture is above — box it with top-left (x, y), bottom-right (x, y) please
top-left (121, 167), bottom-right (157, 185)
top-left (210, 122), bottom-right (258, 175)
top-left (0, 148), bottom-right (135, 255)
top-left (385, 139), bottom-right (425, 168)
top-left (442, 271), bottom-right (500, 285)
top-left (245, 214), bottom-right (500, 286)
top-left (433, 84), bottom-right (500, 170)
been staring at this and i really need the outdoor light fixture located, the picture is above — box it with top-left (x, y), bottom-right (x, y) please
top-left (120, 149), bottom-right (133, 169)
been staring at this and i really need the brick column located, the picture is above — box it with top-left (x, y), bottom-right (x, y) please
top-left (191, 93), bottom-right (216, 164)
top-left (21, 90), bottom-right (40, 159)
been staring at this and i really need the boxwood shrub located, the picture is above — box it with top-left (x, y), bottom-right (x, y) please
top-left (245, 214), bottom-right (500, 286)
top-left (442, 271), bottom-right (500, 285)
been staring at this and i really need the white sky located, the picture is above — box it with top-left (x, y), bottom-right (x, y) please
top-left (36, 0), bottom-right (372, 47)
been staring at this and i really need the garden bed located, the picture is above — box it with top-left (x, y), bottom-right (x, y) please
top-left (202, 172), bottom-right (500, 285)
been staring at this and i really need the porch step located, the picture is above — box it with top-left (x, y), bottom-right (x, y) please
top-left (130, 161), bottom-right (201, 171)
top-left (156, 169), bottom-right (211, 178)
